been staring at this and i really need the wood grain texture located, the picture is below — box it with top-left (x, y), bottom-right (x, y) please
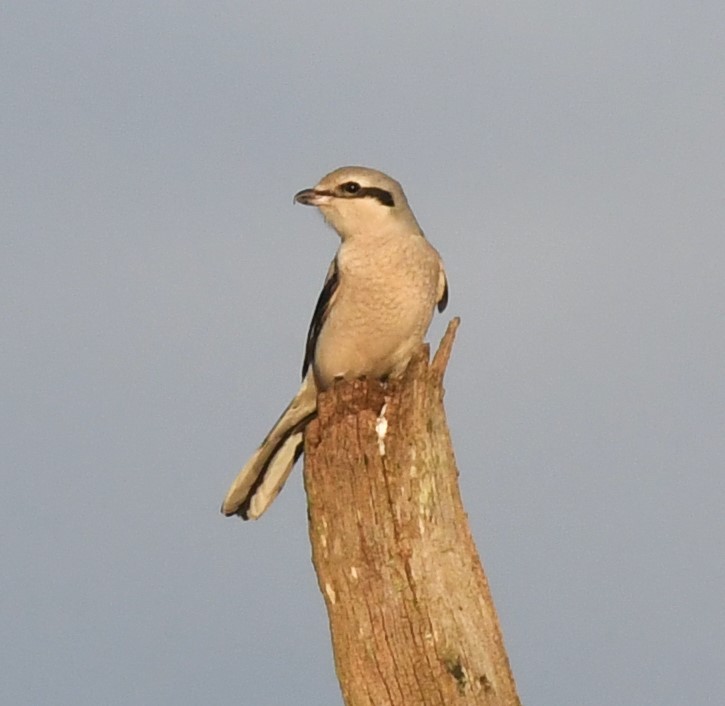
top-left (304, 319), bottom-right (521, 706)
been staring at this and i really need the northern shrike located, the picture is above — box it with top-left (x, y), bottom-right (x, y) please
top-left (222, 166), bottom-right (448, 520)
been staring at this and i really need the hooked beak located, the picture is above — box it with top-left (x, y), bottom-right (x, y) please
top-left (293, 188), bottom-right (333, 206)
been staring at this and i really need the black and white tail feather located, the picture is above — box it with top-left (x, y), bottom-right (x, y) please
top-left (221, 260), bottom-right (338, 519)
top-left (221, 373), bottom-right (316, 519)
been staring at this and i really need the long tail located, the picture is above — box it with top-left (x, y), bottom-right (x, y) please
top-left (221, 374), bottom-right (317, 520)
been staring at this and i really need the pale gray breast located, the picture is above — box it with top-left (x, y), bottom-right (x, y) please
top-left (312, 234), bottom-right (440, 387)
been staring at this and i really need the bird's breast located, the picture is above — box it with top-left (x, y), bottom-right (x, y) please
top-left (312, 234), bottom-right (441, 389)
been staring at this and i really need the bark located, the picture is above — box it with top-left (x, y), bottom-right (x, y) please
top-left (303, 319), bottom-right (521, 706)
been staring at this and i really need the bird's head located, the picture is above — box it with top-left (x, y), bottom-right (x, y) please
top-left (294, 166), bottom-right (421, 239)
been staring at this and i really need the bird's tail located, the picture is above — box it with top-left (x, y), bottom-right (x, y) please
top-left (221, 374), bottom-right (317, 520)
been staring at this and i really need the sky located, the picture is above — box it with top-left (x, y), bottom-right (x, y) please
top-left (2, 2), bottom-right (724, 704)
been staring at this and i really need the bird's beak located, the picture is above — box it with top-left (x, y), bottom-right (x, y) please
top-left (294, 188), bottom-right (333, 206)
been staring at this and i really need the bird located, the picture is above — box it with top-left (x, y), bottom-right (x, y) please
top-left (221, 166), bottom-right (448, 520)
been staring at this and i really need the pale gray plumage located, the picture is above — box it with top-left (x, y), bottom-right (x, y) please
top-left (222, 166), bottom-right (448, 520)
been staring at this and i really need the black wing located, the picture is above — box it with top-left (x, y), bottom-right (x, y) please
top-left (437, 273), bottom-right (449, 313)
top-left (302, 259), bottom-right (339, 379)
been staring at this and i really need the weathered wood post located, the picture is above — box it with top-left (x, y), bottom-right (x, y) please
top-left (303, 319), bottom-right (521, 706)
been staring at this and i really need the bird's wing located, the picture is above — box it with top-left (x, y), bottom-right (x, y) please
top-left (437, 265), bottom-right (449, 313)
top-left (302, 258), bottom-right (339, 379)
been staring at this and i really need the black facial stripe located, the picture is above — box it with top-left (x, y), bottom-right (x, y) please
top-left (356, 186), bottom-right (395, 207)
top-left (312, 185), bottom-right (396, 207)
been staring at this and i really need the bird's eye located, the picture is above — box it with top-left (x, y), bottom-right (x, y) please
top-left (341, 181), bottom-right (361, 195)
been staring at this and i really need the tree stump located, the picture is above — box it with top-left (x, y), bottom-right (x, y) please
top-left (303, 319), bottom-right (521, 706)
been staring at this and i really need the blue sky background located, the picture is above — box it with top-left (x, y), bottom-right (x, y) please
top-left (2, 2), bottom-right (724, 704)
